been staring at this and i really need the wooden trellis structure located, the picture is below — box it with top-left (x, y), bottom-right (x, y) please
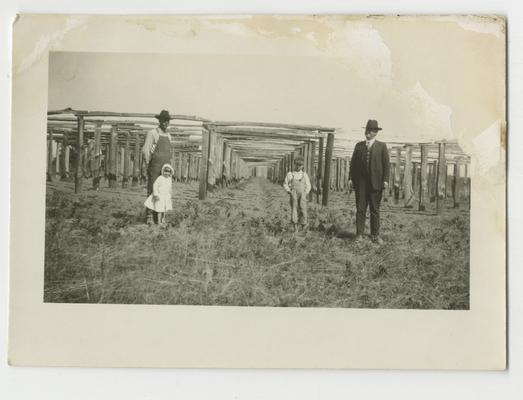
top-left (46, 108), bottom-right (470, 211)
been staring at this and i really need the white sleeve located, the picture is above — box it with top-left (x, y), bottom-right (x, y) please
top-left (283, 172), bottom-right (292, 193)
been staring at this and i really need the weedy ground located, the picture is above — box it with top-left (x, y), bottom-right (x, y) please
top-left (44, 178), bottom-right (469, 309)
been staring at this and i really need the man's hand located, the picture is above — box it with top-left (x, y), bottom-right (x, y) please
top-left (348, 180), bottom-right (353, 191)
top-left (383, 181), bottom-right (389, 191)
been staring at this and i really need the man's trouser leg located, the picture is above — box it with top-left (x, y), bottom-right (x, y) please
top-left (355, 180), bottom-right (368, 236)
top-left (298, 191), bottom-right (308, 227)
top-left (147, 168), bottom-right (159, 224)
top-left (289, 192), bottom-right (298, 224)
top-left (369, 186), bottom-right (382, 237)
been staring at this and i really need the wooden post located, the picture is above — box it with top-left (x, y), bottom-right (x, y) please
top-left (453, 158), bottom-right (462, 208)
top-left (119, 146), bottom-right (125, 182)
top-left (55, 142), bottom-right (61, 175)
top-left (224, 143), bottom-right (232, 186)
top-left (199, 126), bottom-right (211, 200)
top-left (317, 137), bottom-right (324, 203)
top-left (62, 131), bottom-right (70, 180)
top-left (175, 151), bottom-right (181, 182)
top-left (310, 141), bottom-right (316, 200)
top-left (331, 158), bottom-right (336, 191)
top-left (445, 164), bottom-right (452, 198)
top-left (465, 162), bottom-right (471, 209)
top-left (83, 145), bottom-right (90, 178)
top-left (179, 152), bottom-right (185, 182)
top-left (412, 161), bottom-right (419, 197)
top-left (108, 125), bottom-right (118, 188)
top-left (393, 147), bottom-right (401, 203)
top-left (303, 142), bottom-right (309, 175)
top-left (436, 142), bottom-right (447, 213)
top-left (74, 116), bottom-right (84, 193)
top-left (92, 123), bottom-right (102, 189)
top-left (132, 131), bottom-right (140, 186)
top-left (337, 158), bottom-right (341, 191)
top-left (60, 137), bottom-right (68, 180)
top-left (322, 132), bottom-right (334, 206)
top-left (186, 153), bottom-right (191, 182)
top-left (107, 144), bottom-right (112, 179)
top-left (431, 160), bottom-right (438, 202)
top-left (122, 132), bottom-right (131, 188)
top-left (47, 130), bottom-right (55, 182)
top-left (418, 144), bottom-right (429, 211)
top-left (403, 144), bottom-right (414, 207)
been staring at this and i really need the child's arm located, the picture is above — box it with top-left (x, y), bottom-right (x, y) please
top-left (283, 172), bottom-right (292, 193)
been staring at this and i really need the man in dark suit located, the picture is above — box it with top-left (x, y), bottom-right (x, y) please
top-left (348, 120), bottom-right (390, 244)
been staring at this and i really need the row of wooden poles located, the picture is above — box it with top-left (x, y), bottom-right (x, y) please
top-left (265, 141), bottom-right (470, 212)
top-left (46, 117), bottom-right (251, 193)
top-left (47, 112), bottom-right (470, 210)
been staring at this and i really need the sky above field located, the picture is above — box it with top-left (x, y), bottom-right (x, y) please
top-left (47, 16), bottom-right (504, 145)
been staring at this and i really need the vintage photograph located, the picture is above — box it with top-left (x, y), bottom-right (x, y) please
top-left (9, 14), bottom-right (506, 370)
top-left (44, 51), bottom-right (472, 309)
top-left (42, 15), bottom-right (507, 310)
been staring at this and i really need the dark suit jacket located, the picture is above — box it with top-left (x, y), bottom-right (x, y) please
top-left (349, 140), bottom-right (390, 190)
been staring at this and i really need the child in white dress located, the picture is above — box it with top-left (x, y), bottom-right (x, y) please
top-left (144, 163), bottom-right (174, 225)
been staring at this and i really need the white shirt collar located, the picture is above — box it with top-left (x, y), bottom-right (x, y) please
top-left (366, 138), bottom-right (376, 147)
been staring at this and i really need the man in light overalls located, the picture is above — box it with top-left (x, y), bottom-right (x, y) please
top-left (283, 156), bottom-right (311, 232)
top-left (142, 110), bottom-right (174, 224)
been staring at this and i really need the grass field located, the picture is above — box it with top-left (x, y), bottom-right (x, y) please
top-left (44, 177), bottom-right (469, 309)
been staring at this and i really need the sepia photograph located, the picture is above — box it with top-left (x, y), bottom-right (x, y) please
top-left (44, 45), bottom-right (475, 309)
top-left (9, 14), bottom-right (506, 370)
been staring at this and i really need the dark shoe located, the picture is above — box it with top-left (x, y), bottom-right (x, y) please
top-left (372, 236), bottom-right (384, 245)
top-left (355, 235), bottom-right (365, 243)
top-left (146, 214), bottom-right (154, 225)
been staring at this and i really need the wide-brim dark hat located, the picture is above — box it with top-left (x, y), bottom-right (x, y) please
top-left (155, 110), bottom-right (172, 121)
top-left (363, 119), bottom-right (382, 131)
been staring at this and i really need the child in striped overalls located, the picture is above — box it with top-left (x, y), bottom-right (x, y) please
top-left (283, 156), bottom-right (311, 232)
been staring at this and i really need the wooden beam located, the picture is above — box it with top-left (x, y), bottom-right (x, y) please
top-left (213, 120), bottom-right (334, 132)
top-left (72, 111), bottom-right (209, 122)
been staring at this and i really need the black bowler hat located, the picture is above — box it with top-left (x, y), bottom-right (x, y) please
top-left (155, 110), bottom-right (172, 121)
top-left (363, 119), bottom-right (382, 131)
